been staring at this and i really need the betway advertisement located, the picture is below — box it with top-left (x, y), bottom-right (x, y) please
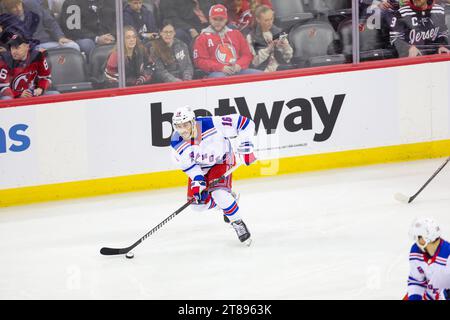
top-left (0, 61), bottom-right (448, 190)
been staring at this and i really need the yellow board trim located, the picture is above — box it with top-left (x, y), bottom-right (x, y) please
top-left (1, 139), bottom-right (450, 208)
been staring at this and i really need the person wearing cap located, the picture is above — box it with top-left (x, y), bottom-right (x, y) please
top-left (0, 34), bottom-right (58, 99)
top-left (193, 4), bottom-right (261, 78)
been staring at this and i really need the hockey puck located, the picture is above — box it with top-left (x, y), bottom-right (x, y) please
top-left (125, 252), bottom-right (134, 259)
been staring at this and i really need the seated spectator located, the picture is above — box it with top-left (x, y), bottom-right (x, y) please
top-left (247, 5), bottom-right (293, 72)
top-left (160, 0), bottom-right (225, 46)
top-left (193, 4), bottom-right (262, 78)
top-left (226, 0), bottom-right (252, 32)
top-left (104, 26), bottom-right (154, 87)
top-left (390, 0), bottom-right (450, 57)
top-left (124, 0), bottom-right (159, 43)
top-left (0, 13), bottom-right (38, 50)
top-left (225, 0), bottom-right (272, 34)
top-left (149, 22), bottom-right (193, 82)
top-left (59, 0), bottom-right (116, 58)
top-left (2, 0), bottom-right (80, 51)
top-left (0, 33), bottom-right (59, 99)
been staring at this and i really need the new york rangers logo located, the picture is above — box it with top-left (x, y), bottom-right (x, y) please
top-left (12, 71), bottom-right (37, 92)
top-left (215, 43), bottom-right (237, 65)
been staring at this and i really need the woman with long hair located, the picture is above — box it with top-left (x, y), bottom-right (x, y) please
top-left (149, 22), bottom-right (193, 83)
top-left (105, 25), bottom-right (154, 86)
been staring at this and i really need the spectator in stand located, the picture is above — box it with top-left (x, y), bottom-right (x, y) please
top-left (226, 0), bottom-right (251, 32)
top-left (123, 0), bottom-right (159, 43)
top-left (0, 13), bottom-right (37, 50)
top-left (160, 0), bottom-right (225, 46)
top-left (390, 0), bottom-right (450, 57)
top-left (0, 33), bottom-right (59, 99)
top-left (2, 0), bottom-right (80, 51)
top-left (104, 26), bottom-right (154, 87)
top-left (246, 5), bottom-right (293, 72)
top-left (149, 21), bottom-right (193, 82)
top-left (59, 0), bottom-right (116, 58)
top-left (193, 4), bottom-right (261, 78)
top-left (225, 0), bottom-right (272, 34)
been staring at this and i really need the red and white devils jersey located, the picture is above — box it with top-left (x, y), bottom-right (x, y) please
top-left (0, 49), bottom-right (52, 98)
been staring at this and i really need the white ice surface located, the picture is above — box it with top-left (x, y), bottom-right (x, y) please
top-left (0, 159), bottom-right (449, 300)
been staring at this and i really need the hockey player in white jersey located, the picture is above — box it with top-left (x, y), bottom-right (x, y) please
top-left (407, 218), bottom-right (450, 300)
top-left (171, 107), bottom-right (256, 245)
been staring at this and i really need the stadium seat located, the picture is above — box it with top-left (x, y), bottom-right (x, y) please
top-left (338, 18), bottom-right (396, 62)
top-left (305, 0), bottom-right (352, 31)
top-left (88, 44), bottom-right (115, 88)
top-left (272, 0), bottom-right (314, 30)
top-left (46, 47), bottom-right (93, 93)
top-left (288, 20), bottom-right (346, 67)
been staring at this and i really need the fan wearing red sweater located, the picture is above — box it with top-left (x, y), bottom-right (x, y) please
top-left (193, 4), bottom-right (262, 78)
top-left (0, 34), bottom-right (58, 100)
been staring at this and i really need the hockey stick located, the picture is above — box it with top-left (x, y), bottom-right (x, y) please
top-left (394, 157), bottom-right (450, 204)
top-left (100, 162), bottom-right (242, 256)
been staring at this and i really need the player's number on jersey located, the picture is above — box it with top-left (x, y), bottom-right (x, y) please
top-left (390, 17), bottom-right (397, 28)
top-left (0, 68), bottom-right (7, 80)
top-left (43, 59), bottom-right (49, 71)
top-left (222, 117), bottom-right (233, 127)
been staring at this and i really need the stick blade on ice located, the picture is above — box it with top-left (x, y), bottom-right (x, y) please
top-left (394, 193), bottom-right (411, 203)
top-left (100, 247), bottom-right (127, 255)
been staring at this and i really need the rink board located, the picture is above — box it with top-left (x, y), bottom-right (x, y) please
top-left (0, 57), bottom-right (450, 207)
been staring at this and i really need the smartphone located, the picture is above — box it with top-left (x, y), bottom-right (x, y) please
top-left (273, 32), bottom-right (288, 41)
top-left (278, 33), bottom-right (288, 41)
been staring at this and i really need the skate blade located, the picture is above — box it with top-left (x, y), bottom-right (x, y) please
top-left (242, 238), bottom-right (252, 247)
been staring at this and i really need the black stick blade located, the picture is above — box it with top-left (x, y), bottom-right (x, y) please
top-left (100, 247), bottom-right (129, 255)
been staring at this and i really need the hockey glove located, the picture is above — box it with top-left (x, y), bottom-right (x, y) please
top-left (237, 141), bottom-right (257, 166)
top-left (191, 175), bottom-right (209, 203)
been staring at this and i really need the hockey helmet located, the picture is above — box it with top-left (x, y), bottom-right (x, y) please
top-left (172, 106), bottom-right (195, 126)
top-left (172, 106), bottom-right (196, 138)
top-left (409, 217), bottom-right (441, 251)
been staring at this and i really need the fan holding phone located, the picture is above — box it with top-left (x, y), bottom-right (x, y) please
top-left (246, 5), bottom-right (294, 73)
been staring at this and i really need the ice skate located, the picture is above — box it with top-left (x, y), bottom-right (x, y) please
top-left (231, 219), bottom-right (252, 246)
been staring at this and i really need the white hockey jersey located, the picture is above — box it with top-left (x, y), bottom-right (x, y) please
top-left (407, 239), bottom-right (450, 300)
top-left (171, 115), bottom-right (255, 179)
